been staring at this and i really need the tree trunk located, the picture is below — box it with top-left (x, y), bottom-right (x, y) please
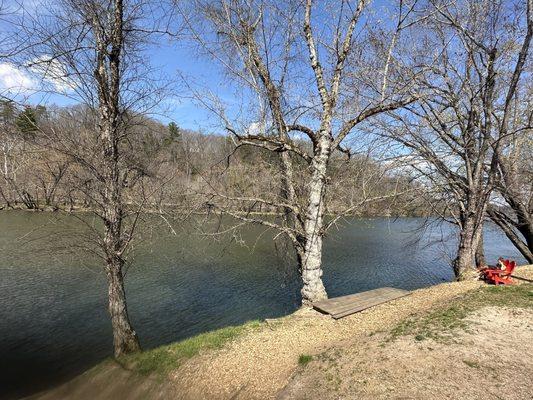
top-left (493, 154), bottom-right (533, 262)
top-left (488, 208), bottom-right (533, 263)
top-left (475, 228), bottom-right (485, 267)
top-left (453, 238), bottom-right (475, 280)
top-left (300, 139), bottom-right (329, 305)
top-left (106, 259), bottom-right (141, 357)
top-left (516, 215), bottom-right (533, 262)
top-left (101, 130), bottom-right (141, 356)
top-left (300, 230), bottom-right (327, 305)
top-left (452, 216), bottom-right (477, 280)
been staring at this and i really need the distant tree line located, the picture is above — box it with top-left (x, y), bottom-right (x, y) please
top-left (0, 101), bottom-right (428, 217)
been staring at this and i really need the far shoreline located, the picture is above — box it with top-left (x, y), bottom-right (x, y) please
top-left (0, 206), bottom-right (432, 219)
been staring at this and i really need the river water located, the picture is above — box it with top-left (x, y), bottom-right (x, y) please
top-left (0, 211), bottom-right (526, 399)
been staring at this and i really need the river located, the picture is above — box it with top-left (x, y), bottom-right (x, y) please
top-left (0, 211), bottom-right (526, 399)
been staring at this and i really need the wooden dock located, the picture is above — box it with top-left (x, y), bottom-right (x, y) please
top-left (313, 287), bottom-right (410, 319)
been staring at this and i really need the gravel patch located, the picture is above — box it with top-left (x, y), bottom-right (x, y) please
top-left (280, 306), bottom-right (533, 400)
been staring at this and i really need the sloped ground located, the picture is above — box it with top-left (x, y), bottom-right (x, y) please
top-left (25, 361), bottom-right (176, 400)
top-left (169, 281), bottom-right (482, 399)
top-left (169, 267), bottom-right (533, 400)
top-left (279, 288), bottom-right (533, 400)
top-left (26, 265), bottom-right (533, 400)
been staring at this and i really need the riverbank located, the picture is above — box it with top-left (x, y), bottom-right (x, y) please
top-left (26, 265), bottom-right (533, 400)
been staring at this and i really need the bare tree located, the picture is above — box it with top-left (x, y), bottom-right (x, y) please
top-left (488, 123), bottom-right (533, 263)
top-left (179, 0), bottom-right (419, 304)
top-left (488, 0), bottom-right (533, 264)
top-left (14, 0), bottom-right (172, 356)
top-left (385, 0), bottom-right (532, 278)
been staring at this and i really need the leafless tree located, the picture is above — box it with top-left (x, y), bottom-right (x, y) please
top-left (13, 0), bottom-right (173, 356)
top-left (385, 0), bottom-right (532, 278)
top-left (178, 0), bottom-right (420, 304)
top-left (488, 116), bottom-right (533, 263)
top-left (486, 0), bottom-right (533, 265)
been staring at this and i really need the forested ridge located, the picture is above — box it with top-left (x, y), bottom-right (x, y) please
top-left (0, 102), bottom-right (427, 217)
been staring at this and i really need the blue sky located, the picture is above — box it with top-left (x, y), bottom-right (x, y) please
top-left (0, 30), bottom-right (228, 132)
top-left (0, 34), bottom-right (239, 133)
top-left (0, 0), bottom-right (237, 131)
top-left (0, 0), bottom-right (399, 133)
top-left (147, 42), bottom-right (229, 131)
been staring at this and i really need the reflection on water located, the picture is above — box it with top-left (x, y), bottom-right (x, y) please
top-left (0, 212), bottom-right (526, 399)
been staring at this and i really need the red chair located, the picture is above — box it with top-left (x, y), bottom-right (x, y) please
top-left (479, 259), bottom-right (516, 285)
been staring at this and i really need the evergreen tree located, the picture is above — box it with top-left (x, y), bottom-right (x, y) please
top-left (15, 107), bottom-right (38, 134)
top-left (168, 122), bottom-right (181, 141)
top-left (0, 100), bottom-right (16, 126)
top-left (165, 122), bottom-right (183, 163)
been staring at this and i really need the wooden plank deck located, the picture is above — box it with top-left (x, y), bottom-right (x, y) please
top-left (313, 287), bottom-right (410, 319)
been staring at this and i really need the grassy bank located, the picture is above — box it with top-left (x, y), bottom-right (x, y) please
top-left (117, 284), bottom-right (533, 376)
top-left (118, 320), bottom-right (262, 376)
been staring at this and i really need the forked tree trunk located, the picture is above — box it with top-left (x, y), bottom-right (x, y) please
top-left (106, 258), bottom-right (140, 357)
top-left (300, 138), bottom-right (330, 305)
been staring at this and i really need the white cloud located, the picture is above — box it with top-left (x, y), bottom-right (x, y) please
top-left (247, 121), bottom-right (264, 135)
top-left (0, 63), bottom-right (37, 94)
top-left (29, 56), bottom-right (77, 93)
top-left (0, 57), bottom-right (76, 96)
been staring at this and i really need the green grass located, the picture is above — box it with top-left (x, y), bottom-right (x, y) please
top-left (463, 359), bottom-right (480, 369)
top-left (119, 320), bottom-right (262, 376)
top-left (389, 284), bottom-right (533, 343)
top-left (298, 354), bottom-right (313, 366)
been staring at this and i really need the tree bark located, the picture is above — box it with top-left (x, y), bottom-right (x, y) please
top-left (95, 0), bottom-right (140, 357)
top-left (488, 208), bottom-right (533, 263)
top-left (100, 117), bottom-right (141, 357)
top-left (475, 228), bottom-right (485, 267)
top-left (492, 159), bottom-right (533, 263)
top-left (452, 214), bottom-right (478, 280)
top-left (106, 259), bottom-right (140, 357)
top-left (300, 137), bottom-right (330, 305)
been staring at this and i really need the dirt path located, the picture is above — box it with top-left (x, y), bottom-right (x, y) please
top-left (170, 266), bottom-right (533, 399)
top-left (279, 305), bottom-right (533, 400)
